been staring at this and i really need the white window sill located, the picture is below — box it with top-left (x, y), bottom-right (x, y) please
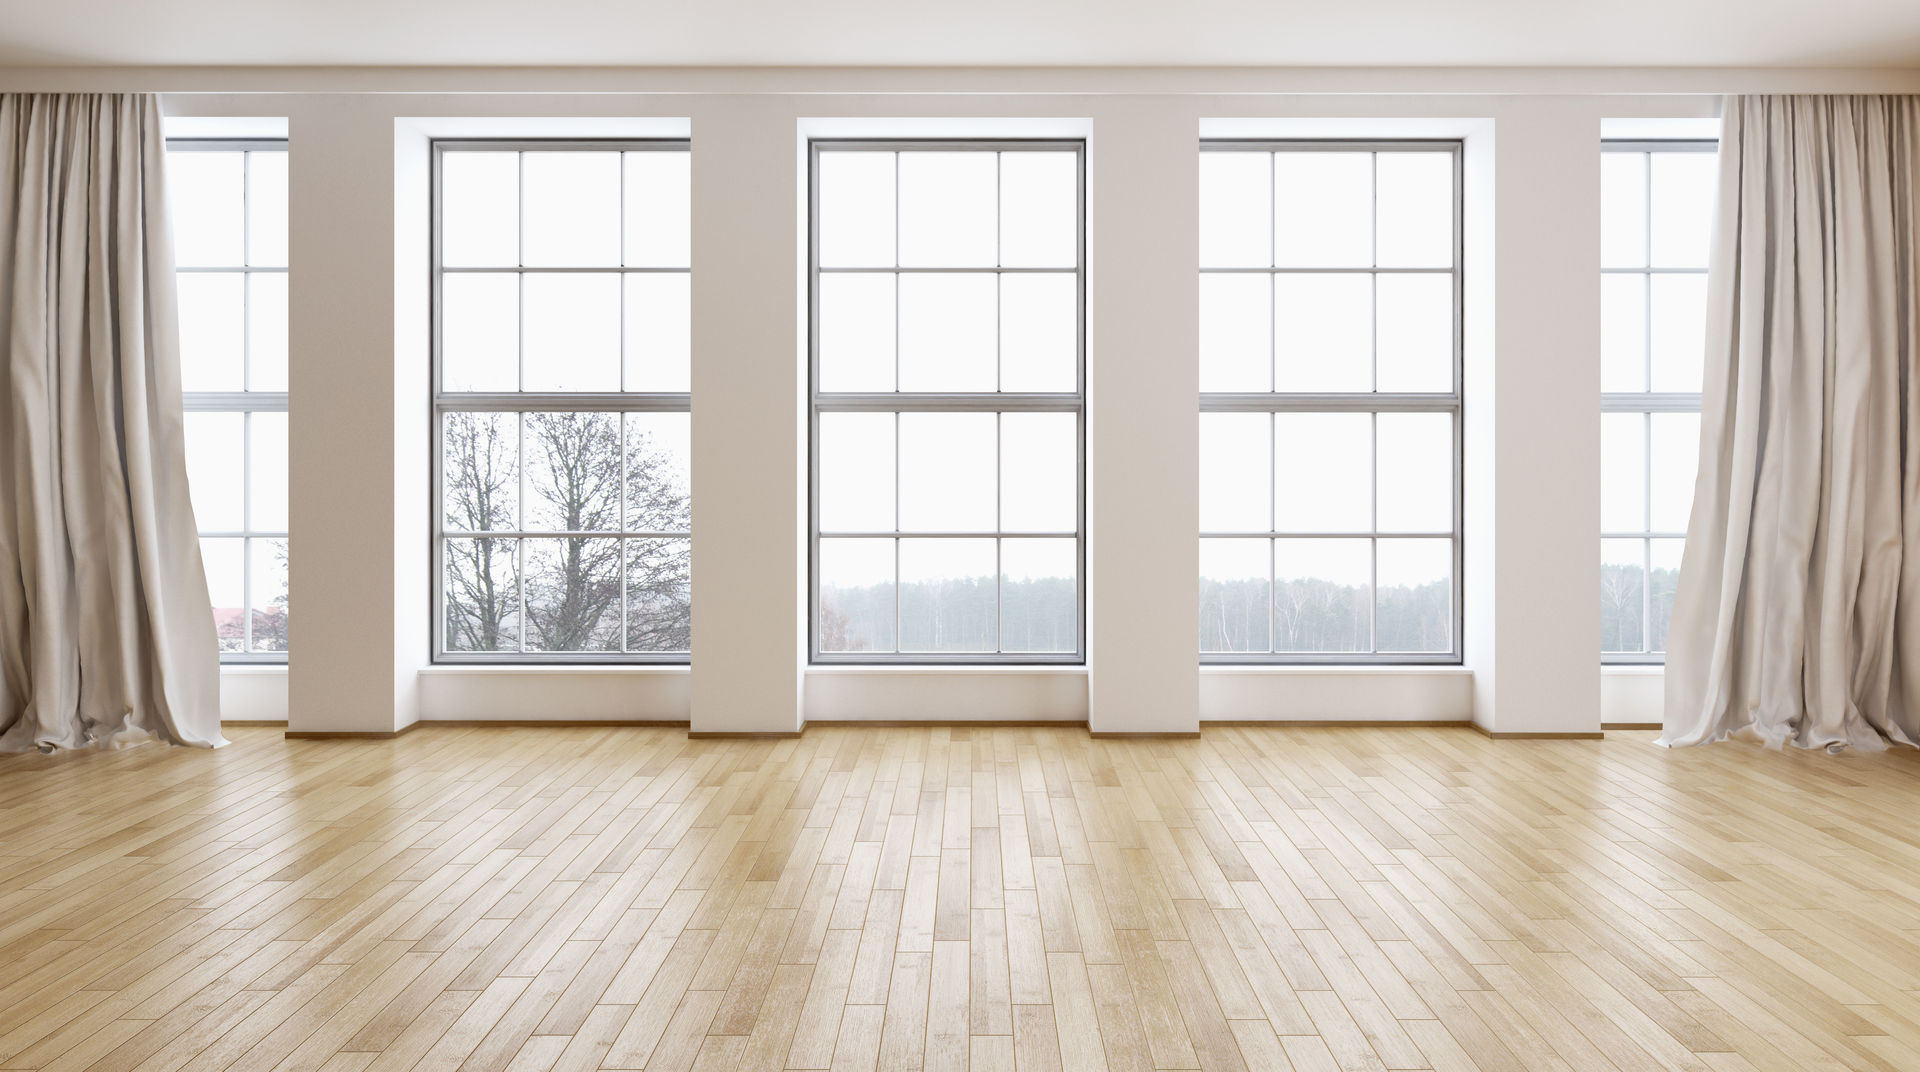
top-left (418, 665), bottom-right (690, 675)
top-left (220, 664), bottom-right (288, 675)
top-left (1201, 665), bottom-right (1472, 676)
top-left (1601, 664), bottom-right (1665, 675)
top-left (806, 665), bottom-right (1088, 676)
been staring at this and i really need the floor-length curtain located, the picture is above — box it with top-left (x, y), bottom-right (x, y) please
top-left (0, 94), bottom-right (223, 751)
top-left (1663, 95), bottom-right (1920, 750)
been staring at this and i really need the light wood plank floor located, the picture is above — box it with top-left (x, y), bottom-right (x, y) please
top-left (6, 725), bottom-right (1920, 1072)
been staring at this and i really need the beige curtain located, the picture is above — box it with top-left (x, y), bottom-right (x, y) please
top-left (0, 94), bottom-right (223, 751)
top-left (1663, 95), bottom-right (1920, 750)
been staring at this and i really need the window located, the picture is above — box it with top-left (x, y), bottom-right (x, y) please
top-left (810, 141), bottom-right (1084, 663)
top-left (432, 141), bottom-right (692, 662)
top-left (1198, 142), bottom-right (1462, 662)
top-left (169, 138), bottom-right (289, 661)
top-left (1600, 140), bottom-right (1716, 661)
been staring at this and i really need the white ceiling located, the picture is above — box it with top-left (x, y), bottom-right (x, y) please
top-left (2, 0), bottom-right (1918, 69)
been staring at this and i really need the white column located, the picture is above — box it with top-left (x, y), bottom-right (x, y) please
top-left (1087, 100), bottom-right (1201, 735)
top-left (687, 99), bottom-right (806, 734)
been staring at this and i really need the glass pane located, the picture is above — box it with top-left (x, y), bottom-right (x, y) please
top-left (1375, 273), bottom-right (1453, 393)
top-left (998, 273), bottom-right (1077, 393)
top-left (899, 539), bottom-right (996, 652)
top-left (1601, 538), bottom-right (1647, 653)
top-left (1199, 274), bottom-right (1272, 393)
top-left (249, 411), bottom-right (289, 532)
top-left (898, 273), bottom-right (995, 392)
top-left (441, 273), bottom-right (519, 392)
top-left (819, 272), bottom-right (897, 393)
top-left (820, 412), bottom-right (896, 533)
top-left (628, 538), bottom-right (692, 652)
top-left (1600, 273), bottom-right (1647, 393)
top-left (176, 271), bottom-right (245, 391)
top-left (1273, 152), bottom-right (1372, 268)
top-left (1273, 538), bottom-right (1370, 653)
top-left (819, 152), bottom-right (895, 268)
top-left (523, 537), bottom-right (623, 651)
top-left (441, 151), bottom-right (519, 268)
top-left (1200, 539), bottom-right (1271, 653)
top-left (1650, 538), bottom-right (1684, 653)
top-left (1199, 412), bottom-right (1272, 533)
top-left (521, 151), bottom-right (621, 267)
top-left (249, 538), bottom-right (289, 653)
top-left (1274, 413), bottom-right (1369, 533)
top-left (1001, 412), bottom-right (1076, 534)
top-left (820, 538), bottom-right (895, 653)
top-left (1274, 273), bottom-right (1370, 393)
top-left (898, 152), bottom-right (997, 268)
top-left (999, 152), bottom-right (1076, 269)
top-left (1650, 152), bottom-right (1717, 270)
top-left (184, 412), bottom-right (244, 532)
top-left (626, 412), bottom-right (692, 534)
top-left (1374, 152), bottom-right (1452, 269)
top-left (1649, 273), bottom-right (1708, 392)
top-left (200, 537), bottom-right (245, 653)
top-left (248, 272), bottom-right (289, 392)
top-left (1600, 152), bottom-right (1648, 270)
top-left (168, 151), bottom-right (244, 268)
top-left (624, 150), bottom-right (691, 268)
top-left (898, 412), bottom-right (995, 532)
top-left (441, 412), bottom-right (519, 531)
top-left (1650, 412), bottom-right (1701, 533)
top-left (523, 413), bottom-right (621, 532)
top-left (522, 273), bottom-right (621, 392)
top-left (1600, 412), bottom-right (1647, 533)
top-left (1000, 538), bottom-right (1076, 653)
top-left (1375, 538), bottom-right (1451, 653)
top-left (624, 273), bottom-right (691, 392)
top-left (246, 151), bottom-right (288, 269)
top-left (1199, 151), bottom-right (1271, 269)
top-left (443, 537), bottom-right (521, 652)
top-left (1376, 412), bottom-right (1452, 533)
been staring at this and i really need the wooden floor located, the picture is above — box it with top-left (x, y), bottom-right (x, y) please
top-left (6, 727), bottom-right (1920, 1072)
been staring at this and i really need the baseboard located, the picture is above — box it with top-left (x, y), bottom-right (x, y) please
top-left (284, 723), bottom-right (420, 740)
top-left (419, 719), bottom-right (690, 728)
top-left (1089, 731), bottom-right (1202, 739)
top-left (1200, 719), bottom-right (1474, 729)
top-left (805, 719), bottom-right (1085, 729)
top-left (222, 719), bottom-right (287, 728)
top-left (686, 731), bottom-right (804, 739)
top-left (1602, 722), bottom-right (1661, 731)
top-left (1475, 727), bottom-right (1606, 740)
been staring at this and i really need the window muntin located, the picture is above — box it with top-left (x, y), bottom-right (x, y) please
top-left (432, 141), bottom-right (692, 662)
top-left (810, 141), bottom-right (1085, 663)
top-left (169, 139), bottom-right (289, 661)
top-left (1198, 142), bottom-right (1463, 663)
top-left (1600, 141), bottom-right (1715, 661)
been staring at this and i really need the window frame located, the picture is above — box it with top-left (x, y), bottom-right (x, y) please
top-left (170, 136), bottom-right (290, 665)
top-left (1198, 138), bottom-right (1466, 666)
top-left (807, 138), bottom-right (1088, 666)
top-left (429, 138), bottom-right (693, 665)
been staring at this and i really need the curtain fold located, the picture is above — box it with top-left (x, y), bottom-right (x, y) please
top-left (1663, 95), bottom-right (1920, 750)
top-left (0, 93), bottom-right (223, 751)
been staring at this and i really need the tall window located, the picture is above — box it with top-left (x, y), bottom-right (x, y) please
top-left (1600, 141), bottom-right (1715, 661)
top-left (810, 141), bottom-right (1084, 663)
top-left (432, 142), bottom-right (692, 662)
top-left (1198, 142), bottom-right (1462, 663)
top-left (169, 139), bottom-right (289, 661)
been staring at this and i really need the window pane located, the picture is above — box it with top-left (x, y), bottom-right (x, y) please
top-left (624, 150), bottom-right (691, 268)
top-left (247, 151), bottom-right (288, 269)
top-left (444, 537), bottom-right (521, 652)
top-left (899, 539), bottom-right (996, 652)
top-left (1600, 273), bottom-right (1647, 393)
top-left (1200, 274), bottom-right (1272, 393)
top-left (248, 272), bottom-right (289, 392)
top-left (623, 273), bottom-right (690, 392)
top-left (1650, 412), bottom-right (1700, 533)
top-left (1001, 412), bottom-right (1076, 533)
top-left (819, 152), bottom-right (895, 268)
top-left (998, 273), bottom-right (1077, 393)
top-left (1600, 412), bottom-right (1647, 532)
top-left (1600, 152), bottom-right (1648, 269)
top-left (1200, 539), bottom-right (1271, 653)
top-left (168, 152), bottom-right (244, 268)
top-left (522, 273), bottom-right (621, 392)
top-left (1601, 538), bottom-right (1647, 653)
top-left (442, 412), bottom-right (519, 531)
top-left (819, 272), bottom-right (896, 392)
top-left (899, 412), bottom-right (995, 532)
top-left (999, 152), bottom-right (1076, 268)
top-left (1273, 538), bottom-right (1370, 653)
top-left (441, 273), bottom-right (519, 392)
top-left (820, 538), bottom-right (895, 653)
top-left (1375, 538), bottom-right (1451, 653)
top-left (1273, 273), bottom-right (1370, 393)
top-left (1376, 413), bottom-right (1452, 533)
top-left (1650, 152), bottom-right (1717, 269)
top-left (1274, 413), bottom-right (1369, 533)
top-left (1200, 413), bottom-right (1271, 533)
top-left (185, 412), bottom-right (245, 532)
top-left (626, 412), bottom-right (692, 533)
top-left (250, 538), bottom-right (289, 653)
top-left (1650, 539), bottom-right (1684, 653)
top-left (898, 273), bottom-right (995, 392)
top-left (898, 152), bottom-right (997, 268)
top-left (523, 413), bottom-right (621, 532)
top-left (1375, 273), bottom-right (1453, 393)
top-left (521, 151), bottom-right (621, 267)
top-left (1199, 152), bottom-right (1271, 269)
top-left (1374, 152), bottom-right (1452, 269)
top-left (201, 537), bottom-right (245, 653)
top-left (1649, 273), bottom-right (1708, 392)
top-left (177, 272), bottom-right (246, 392)
top-left (628, 538), bottom-right (692, 652)
top-left (250, 411), bottom-right (289, 532)
top-left (1001, 538), bottom-right (1076, 652)
top-left (820, 412), bottom-right (895, 533)
top-left (523, 537), bottom-right (623, 651)
top-left (441, 151), bottom-right (519, 268)
top-left (1274, 152), bottom-right (1372, 268)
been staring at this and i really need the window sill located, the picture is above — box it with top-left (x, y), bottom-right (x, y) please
top-left (806, 665), bottom-right (1088, 675)
top-left (419, 665), bottom-right (689, 675)
top-left (1601, 664), bottom-right (1665, 675)
top-left (1201, 665), bottom-right (1471, 675)
top-left (220, 663), bottom-right (288, 674)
